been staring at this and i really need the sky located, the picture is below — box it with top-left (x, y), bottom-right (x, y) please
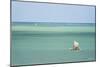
top-left (12, 1), bottom-right (95, 23)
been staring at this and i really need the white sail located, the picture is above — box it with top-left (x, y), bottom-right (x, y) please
top-left (73, 40), bottom-right (79, 47)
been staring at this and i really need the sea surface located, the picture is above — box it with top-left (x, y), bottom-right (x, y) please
top-left (11, 22), bottom-right (96, 66)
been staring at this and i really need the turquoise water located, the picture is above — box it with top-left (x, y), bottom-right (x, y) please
top-left (11, 23), bottom-right (96, 66)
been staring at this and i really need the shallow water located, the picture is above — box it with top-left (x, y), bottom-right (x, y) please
top-left (11, 23), bottom-right (96, 66)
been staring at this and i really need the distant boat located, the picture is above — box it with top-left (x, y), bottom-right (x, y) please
top-left (69, 40), bottom-right (80, 51)
top-left (73, 40), bottom-right (80, 50)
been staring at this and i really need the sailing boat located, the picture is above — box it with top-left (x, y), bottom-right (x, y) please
top-left (73, 40), bottom-right (80, 50)
top-left (69, 40), bottom-right (80, 51)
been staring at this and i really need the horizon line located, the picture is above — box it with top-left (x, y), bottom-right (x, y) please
top-left (12, 22), bottom-right (95, 23)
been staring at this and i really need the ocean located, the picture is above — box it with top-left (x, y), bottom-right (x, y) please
top-left (11, 22), bottom-right (96, 66)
